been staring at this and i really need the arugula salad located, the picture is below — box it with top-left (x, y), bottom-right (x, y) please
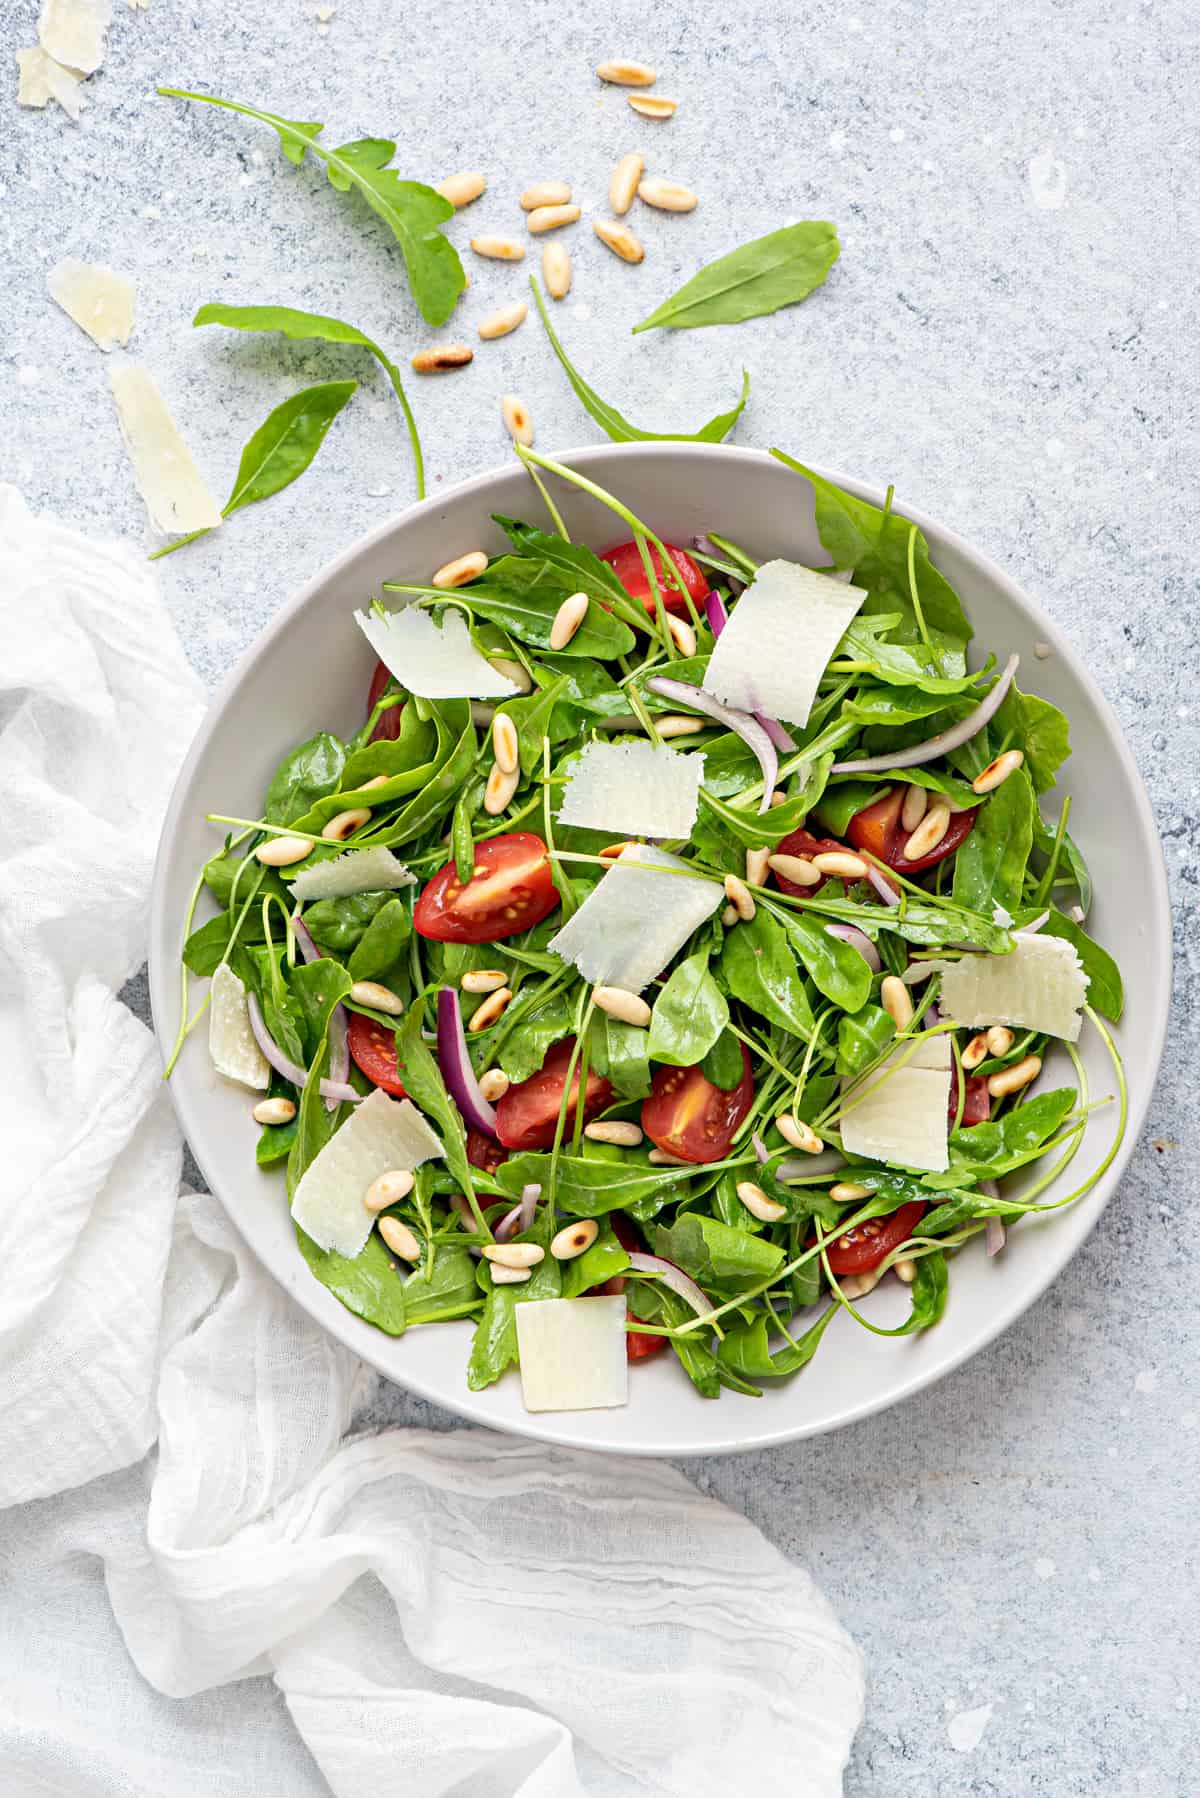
top-left (173, 451), bottom-right (1126, 1412)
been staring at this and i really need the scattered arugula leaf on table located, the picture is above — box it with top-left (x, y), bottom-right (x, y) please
top-left (632, 222), bottom-right (840, 333)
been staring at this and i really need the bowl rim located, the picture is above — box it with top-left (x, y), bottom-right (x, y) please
top-left (149, 440), bottom-right (1173, 1456)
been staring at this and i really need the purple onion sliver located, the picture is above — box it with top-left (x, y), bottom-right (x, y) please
top-left (246, 991), bottom-right (361, 1104)
top-left (985, 1216), bottom-right (1007, 1257)
top-left (825, 922), bottom-right (882, 971)
top-left (1019, 910), bottom-right (1050, 934)
top-left (519, 1182), bottom-right (541, 1232)
top-left (752, 1132), bottom-right (769, 1165)
top-left (435, 987), bottom-right (498, 1138)
top-left (920, 1002), bottom-right (942, 1031)
top-left (778, 1150), bottom-right (846, 1181)
top-left (755, 710), bottom-right (797, 753)
top-left (864, 863), bottom-right (901, 907)
top-left (645, 676), bottom-right (777, 813)
top-left (626, 1251), bottom-right (710, 1319)
top-left (831, 654), bottom-right (1019, 775)
top-left (494, 1204), bottom-right (523, 1244)
top-left (292, 914), bottom-right (320, 964)
top-left (705, 591), bottom-right (728, 637)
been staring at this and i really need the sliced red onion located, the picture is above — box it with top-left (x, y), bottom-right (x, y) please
top-left (832, 654), bottom-right (1019, 774)
top-left (646, 675), bottom-right (777, 813)
top-left (627, 1251), bottom-right (710, 1319)
top-left (778, 1150), bottom-right (846, 1181)
top-left (755, 710), bottom-right (797, 752)
top-left (705, 590), bottom-right (728, 636)
top-left (246, 991), bottom-right (361, 1104)
top-left (293, 913), bottom-right (351, 1112)
top-left (1019, 910), bottom-right (1049, 934)
top-left (864, 863), bottom-right (901, 907)
top-left (494, 1204), bottom-right (524, 1243)
top-left (981, 1181), bottom-right (1004, 1256)
top-left (752, 1132), bottom-right (769, 1164)
top-left (436, 987), bottom-right (498, 1138)
top-left (920, 1002), bottom-right (942, 1031)
top-left (825, 922), bottom-right (881, 971)
top-left (519, 1182), bottom-right (540, 1231)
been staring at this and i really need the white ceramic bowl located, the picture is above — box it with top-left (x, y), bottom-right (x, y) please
top-left (149, 444), bottom-right (1171, 1456)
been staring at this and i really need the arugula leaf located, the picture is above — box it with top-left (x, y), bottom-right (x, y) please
top-left (159, 90), bottom-right (466, 324)
top-left (386, 567), bottom-right (636, 660)
top-left (346, 896), bottom-right (412, 983)
top-left (496, 989), bottom-right (573, 1084)
top-left (1032, 810), bottom-right (1092, 914)
top-left (589, 1015), bottom-right (653, 1099)
top-left (952, 767), bottom-right (1034, 913)
top-left (492, 516), bottom-right (632, 605)
top-left (717, 1303), bottom-right (838, 1379)
top-left (647, 951), bottom-right (729, 1066)
top-left (631, 222), bottom-right (840, 333)
top-left (395, 1002), bottom-right (475, 1198)
top-left (467, 1285), bottom-right (517, 1389)
top-left (530, 277), bottom-right (749, 440)
top-left (295, 1227), bottom-right (410, 1334)
top-left (264, 730), bottom-right (347, 825)
top-left (402, 1246), bottom-right (481, 1325)
top-left (1019, 909), bottom-right (1123, 1022)
top-left (946, 1088), bottom-right (1076, 1179)
top-left (836, 1003), bottom-right (896, 1075)
top-left (701, 1026), bottom-right (747, 1091)
top-left (303, 890), bottom-right (394, 953)
top-left (627, 1278), bottom-right (724, 1398)
top-left (719, 908), bottom-right (815, 1036)
top-left (769, 904), bottom-right (873, 1011)
top-left (560, 1222), bottom-right (630, 1297)
top-left (654, 1212), bottom-right (785, 1286)
top-left (496, 1147), bottom-right (695, 1215)
top-left (992, 683), bottom-right (1070, 793)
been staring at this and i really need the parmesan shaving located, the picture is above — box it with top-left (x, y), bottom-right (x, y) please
top-left (840, 1033), bottom-right (951, 1173)
top-left (38, 0), bottom-right (111, 76)
top-left (515, 1296), bottom-right (629, 1412)
top-left (548, 844), bottom-right (723, 994)
top-left (109, 362), bottom-right (223, 535)
top-left (48, 260), bottom-right (136, 352)
top-left (16, 46), bottom-right (88, 119)
top-left (557, 740), bottom-right (704, 838)
top-left (292, 1090), bottom-right (444, 1259)
top-left (208, 963), bottom-right (270, 1091)
top-left (288, 845), bottom-right (414, 903)
top-left (934, 932), bottom-right (1089, 1042)
top-left (704, 560), bottom-right (867, 728)
top-left (354, 605), bottom-right (519, 701)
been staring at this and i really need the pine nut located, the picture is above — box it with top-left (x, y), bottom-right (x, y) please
top-left (584, 1119), bottom-right (644, 1147)
top-left (491, 711), bottom-right (519, 773)
top-left (609, 151), bottom-right (645, 216)
top-left (484, 763), bottom-right (519, 815)
top-left (900, 784), bottom-right (928, 832)
top-left (666, 613), bottom-right (696, 656)
top-left (812, 851), bottom-right (869, 879)
top-left (542, 240), bottom-right (572, 299)
top-left (637, 176), bottom-right (697, 212)
top-left (490, 1263), bottom-right (531, 1284)
top-left (745, 846), bottom-right (771, 887)
top-left (721, 904), bottom-right (739, 927)
top-left (985, 1025), bottom-right (1015, 1057)
top-left (771, 789), bottom-right (788, 806)
top-left (973, 749), bottom-right (1025, 795)
top-left (550, 1218), bottom-right (599, 1259)
top-left (349, 980), bottom-right (404, 1015)
top-left (469, 235), bottom-right (526, 261)
top-left (830, 1181), bottom-right (872, 1204)
top-left (255, 835), bottom-right (310, 867)
top-left (322, 806), bottom-right (371, 840)
top-left (880, 974), bottom-right (914, 1031)
top-left (550, 590), bottom-right (589, 649)
top-left (768, 852), bottom-right (821, 887)
top-left (648, 1147), bottom-right (690, 1165)
top-left (776, 1115), bottom-right (823, 1154)
top-left (838, 1268), bottom-right (881, 1300)
top-left (436, 170), bottom-right (486, 208)
top-left (501, 393), bottom-right (534, 446)
top-left (737, 1180), bottom-right (787, 1223)
top-left (596, 58), bottom-right (657, 85)
top-left (477, 301), bottom-right (528, 341)
top-left (527, 203), bottom-right (582, 234)
top-left (253, 1096), bottom-right (297, 1126)
top-left (360, 774), bottom-right (391, 790)
top-left (724, 873), bottom-right (756, 920)
top-left (903, 802), bottom-right (950, 861)
top-left (628, 94), bottom-right (677, 119)
top-left (488, 655), bottom-right (532, 692)
top-left (364, 1169), bottom-right (415, 1213)
top-left (654, 713), bottom-right (718, 738)
top-left (894, 1258), bottom-right (917, 1284)
top-left (378, 1215), bottom-right (421, 1261)
top-left (599, 840), bottom-right (639, 860)
top-left (483, 1241), bottom-right (545, 1268)
top-left (461, 969), bottom-right (507, 994)
top-left (478, 1068), bottom-right (510, 1102)
top-left (987, 1053), bottom-right (1042, 1098)
top-left (961, 1033), bottom-right (989, 1070)
top-left (593, 985), bottom-right (653, 1027)
top-left (468, 986), bottom-right (513, 1030)
top-left (520, 180), bottom-right (571, 210)
top-left (593, 218), bottom-right (644, 263)
top-left (411, 343), bottom-right (474, 373)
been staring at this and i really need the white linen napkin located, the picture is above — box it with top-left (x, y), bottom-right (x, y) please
top-left (0, 485), bottom-right (864, 1797)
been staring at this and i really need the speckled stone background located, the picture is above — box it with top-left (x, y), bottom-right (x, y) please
top-left (4, 0), bottom-right (1197, 1791)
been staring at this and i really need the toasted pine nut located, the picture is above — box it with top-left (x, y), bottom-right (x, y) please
top-left (253, 1096), bottom-right (297, 1126)
top-left (988, 1053), bottom-right (1042, 1098)
top-left (771, 789), bottom-right (788, 806)
top-left (378, 1215), bottom-right (421, 1261)
top-left (767, 852), bottom-right (821, 887)
top-left (637, 176), bottom-right (697, 212)
top-left (488, 655), bottom-right (532, 692)
top-left (830, 1181), bottom-right (872, 1204)
top-left (436, 170), bottom-right (486, 208)
top-left (903, 802), bottom-right (950, 861)
top-left (521, 180), bottom-right (572, 210)
top-left (628, 94), bottom-right (677, 119)
top-left (364, 1169), bottom-right (415, 1213)
top-left (900, 784), bottom-right (928, 832)
top-left (776, 1115), bottom-right (823, 1154)
top-left (961, 1034), bottom-right (989, 1071)
top-left (593, 985), bottom-right (653, 1027)
top-left (255, 835), bottom-right (310, 867)
top-left (648, 1147), bottom-right (690, 1166)
top-left (596, 58), bottom-right (657, 85)
top-left (359, 774), bottom-right (391, 790)
top-left (483, 1240), bottom-right (545, 1268)
top-left (880, 974), bottom-right (914, 1031)
top-left (461, 968), bottom-right (507, 994)
top-left (609, 151), bottom-right (645, 216)
top-left (550, 1217), bottom-right (599, 1259)
top-left (838, 1268), bottom-right (881, 1300)
top-left (527, 203), bottom-right (582, 234)
top-left (584, 1119), bottom-right (644, 1147)
top-left (724, 873), bottom-right (756, 920)
top-left (491, 711), bottom-right (519, 773)
top-left (349, 979), bottom-right (404, 1015)
top-left (745, 846), bottom-right (771, 887)
top-left (542, 240), bottom-right (572, 299)
top-left (986, 1025), bottom-right (1015, 1057)
top-left (477, 301), bottom-right (528, 342)
top-left (411, 343), bottom-right (474, 373)
top-left (478, 1067), bottom-right (510, 1102)
top-left (654, 713), bottom-right (718, 738)
top-left (550, 590), bottom-right (589, 649)
top-left (490, 1263), bottom-right (531, 1284)
top-left (468, 985), bottom-right (513, 1030)
top-left (666, 613), bottom-right (696, 656)
top-left (593, 218), bottom-right (644, 263)
top-left (721, 903), bottom-right (739, 927)
top-left (501, 392), bottom-right (534, 446)
top-left (812, 851), bottom-right (869, 879)
top-left (973, 749), bottom-right (1025, 795)
top-left (599, 840), bottom-right (639, 860)
top-left (322, 806), bottom-right (371, 841)
top-left (470, 235), bottom-right (526, 261)
top-left (737, 1180), bottom-right (787, 1223)
top-left (484, 763), bottom-right (519, 815)
top-left (894, 1257), bottom-right (917, 1284)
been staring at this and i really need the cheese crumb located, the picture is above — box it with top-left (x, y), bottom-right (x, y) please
top-left (48, 260), bottom-right (136, 352)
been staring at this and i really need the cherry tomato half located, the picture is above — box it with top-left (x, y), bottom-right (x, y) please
top-left (847, 786), bottom-right (976, 875)
top-left (604, 1214), bottom-right (669, 1360)
top-left (347, 1011), bottom-right (406, 1097)
top-left (493, 1037), bottom-right (614, 1152)
top-left (414, 832), bottom-right (560, 944)
top-left (600, 540), bottom-right (709, 618)
top-left (366, 658), bottom-right (405, 742)
top-left (824, 1199), bottom-right (927, 1276)
top-left (771, 825), bottom-right (859, 898)
top-left (466, 1127), bottom-right (509, 1175)
top-left (950, 1071), bottom-right (991, 1129)
top-left (640, 1045), bottom-right (754, 1165)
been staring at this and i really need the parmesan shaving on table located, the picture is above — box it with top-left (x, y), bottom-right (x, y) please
top-left (108, 362), bottom-right (224, 535)
top-left (48, 261), bottom-right (136, 352)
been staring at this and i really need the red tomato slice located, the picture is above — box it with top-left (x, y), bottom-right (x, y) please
top-left (347, 1012), bottom-right (406, 1096)
top-left (366, 658), bottom-right (404, 742)
top-left (466, 1127), bottom-right (509, 1174)
top-left (600, 540), bottom-right (709, 618)
top-left (413, 833), bottom-right (560, 944)
top-left (604, 1214), bottom-right (669, 1360)
top-left (950, 1071), bottom-right (991, 1128)
top-left (771, 825), bottom-right (859, 898)
top-left (847, 786), bottom-right (976, 874)
top-left (824, 1199), bottom-right (927, 1275)
top-left (640, 1046), bottom-right (754, 1165)
top-left (493, 1037), bottom-right (614, 1151)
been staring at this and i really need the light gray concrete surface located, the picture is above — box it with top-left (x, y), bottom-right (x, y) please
top-left (5, 0), bottom-right (1197, 1792)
